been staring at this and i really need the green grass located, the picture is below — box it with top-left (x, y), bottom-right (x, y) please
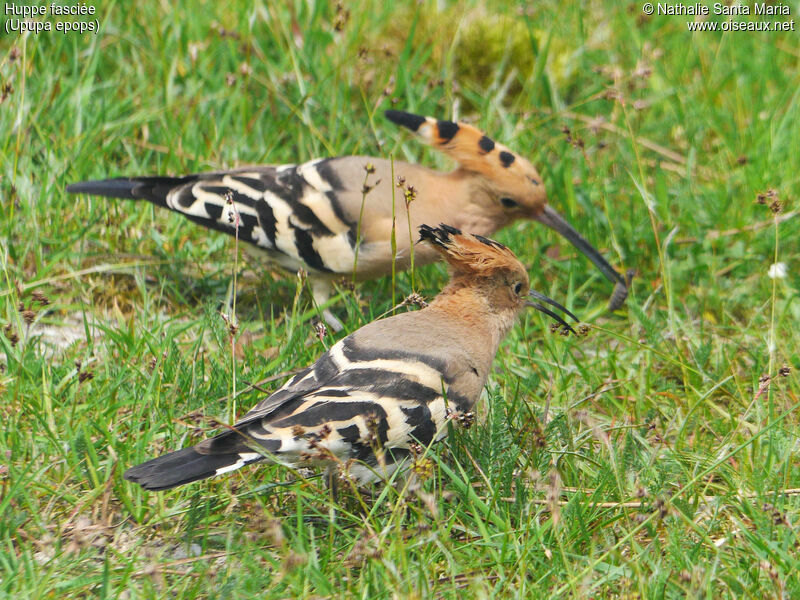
top-left (2, 1), bottom-right (800, 597)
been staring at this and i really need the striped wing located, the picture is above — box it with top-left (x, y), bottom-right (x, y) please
top-left (211, 334), bottom-right (471, 471)
top-left (186, 332), bottom-right (472, 481)
top-left (160, 159), bottom-right (360, 274)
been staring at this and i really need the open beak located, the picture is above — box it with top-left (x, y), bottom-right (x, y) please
top-left (534, 204), bottom-right (630, 308)
top-left (526, 289), bottom-right (579, 335)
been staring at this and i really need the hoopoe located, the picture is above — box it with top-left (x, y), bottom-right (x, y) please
top-left (123, 224), bottom-right (578, 491)
top-left (67, 110), bottom-right (627, 330)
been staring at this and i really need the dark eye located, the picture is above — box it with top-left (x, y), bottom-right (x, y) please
top-left (513, 282), bottom-right (523, 295)
top-left (501, 197), bottom-right (518, 208)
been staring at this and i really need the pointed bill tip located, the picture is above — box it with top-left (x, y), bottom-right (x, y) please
top-left (525, 301), bottom-right (576, 335)
top-left (608, 268), bottom-right (635, 311)
top-left (528, 290), bottom-right (579, 323)
top-left (525, 289), bottom-right (579, 335)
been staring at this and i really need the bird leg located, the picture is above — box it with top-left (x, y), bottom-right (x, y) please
top-left (324, 465), bottom-right (340, 502)
top-left (310, 279), bottom-right (344, 332)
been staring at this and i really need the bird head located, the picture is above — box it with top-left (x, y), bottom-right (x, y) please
top-left (388, 110), bottom-right (629, 305)
top-left (418, 224), bottom-right (577, 334)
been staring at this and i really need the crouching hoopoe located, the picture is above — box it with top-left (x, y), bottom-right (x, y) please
top-left (123, 224), bottom-right (578, 491)
top-left (67, 110), bottom-right (628, 330)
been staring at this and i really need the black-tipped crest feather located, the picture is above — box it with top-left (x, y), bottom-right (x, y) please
top-left (417, 223), bottom-right (461, 247)
top-left (384, 109), bottom-right (426, 132)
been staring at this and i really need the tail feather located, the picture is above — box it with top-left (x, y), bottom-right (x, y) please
top-left (68, 171), bottom-right (305, 270)
top-left (66, 176), bottom-right (196, 208)
top-left (123, 445), bottom-right (264, 491)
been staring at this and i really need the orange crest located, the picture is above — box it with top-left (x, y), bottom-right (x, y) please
top-left (386, 110), bottom-right (545, 210)
top-left (418, 224), bottom-right (524, 275)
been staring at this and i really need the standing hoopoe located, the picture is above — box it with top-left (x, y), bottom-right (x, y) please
top-left (67, 110), bottom-right (627, 329)
top-left (123, 224), bottom-right (578, 491)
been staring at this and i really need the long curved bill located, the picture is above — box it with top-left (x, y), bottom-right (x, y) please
top-left (526, 289), bottom-right (579, 335)
top-left (534, 204), bottom-right (629, 308)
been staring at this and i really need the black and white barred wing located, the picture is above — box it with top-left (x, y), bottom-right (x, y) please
top-left (123, 335), bottom-right (464, 490)
top-left (67, 159), bottom-right (361, 275)
top-left (232, 335), bottom-right (463, 451)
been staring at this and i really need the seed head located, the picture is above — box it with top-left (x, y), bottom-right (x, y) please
top-left (31, 290), bottom-right (50, 305)
top-left (654, 497), bottom-right (668, 519)
top-left (220, 312), bottom-right (239, 336)
top-left (1, 82), bottom-right (13, 103)
top-left (3, 324), bottom-right (19, 347)
top-left (530, 420), bottom-right (546, 448)
top-left (404, 185), bottom-right (417, 207)
top-left (363, 413), bottom-right (382, 447)
top-left (449, 410), bottom-right (475, 429)
top-left (411, 456), bottom-right (434, 479)
top-left (401, 293), bottom-right (427, 309)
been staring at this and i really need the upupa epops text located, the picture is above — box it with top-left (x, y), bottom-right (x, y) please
top-left (68, 110), bottom-right (627, 329)
top-left (123, 224), bottom-right (578, 491)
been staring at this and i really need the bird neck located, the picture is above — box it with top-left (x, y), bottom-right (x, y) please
top-left (427, 281), bottom-right (517, 355)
